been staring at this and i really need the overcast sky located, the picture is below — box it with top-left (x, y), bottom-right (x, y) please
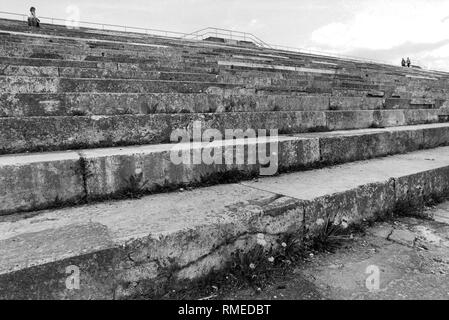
top-left (3, 0), bottom-right (449, 70)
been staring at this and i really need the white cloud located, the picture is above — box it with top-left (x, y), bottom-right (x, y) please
top-left (416, 43), bottom-right (449, 70)
top-left (311, 0), bottom-right (449, 52)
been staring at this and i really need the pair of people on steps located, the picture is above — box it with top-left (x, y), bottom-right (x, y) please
top-left (401, 57), bottom-right (411, 67)
top-left (28, 7), bottom-right (40, 28)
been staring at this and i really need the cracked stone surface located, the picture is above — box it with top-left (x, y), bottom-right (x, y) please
top-left (222, 203), bottom-right (449, 300)
top-left (388, 229), bottom-right (417, 247)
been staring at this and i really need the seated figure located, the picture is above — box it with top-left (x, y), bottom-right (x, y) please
top-left (27, 7), bottom-right (40, 28)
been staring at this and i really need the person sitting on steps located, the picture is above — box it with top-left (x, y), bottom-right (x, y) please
top-left (401, 58), bottom-right (406, 67)
top-left (406, 57), bottom-right (411, 68)
top-left (28, 7), bottom-right (40, 28)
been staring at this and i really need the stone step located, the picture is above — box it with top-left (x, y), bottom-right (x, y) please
top-left (0, 76), bottom-right (238, 94)
top-left (1, 34), bottom-right (199, 53)
top-left (4, 76), bottom-right (448, 100)
top-left (0, 56), bottom-right (219, 73)
top-left (1, 122), bottom-right (448, 215)
top-left (0, 64), bottom-right (377, 90)
top-left (331, 87), bottom-right (449, 100)
top-left (0, 64), bottom-right (220, 82)
top-left (0, 109), bottom-right (440, 154)
top-left (0, 92), bottom-right (330, 117)
top-left (385, 97), bottom-right (445, 109)
top-left (1, 92), bottom-right (440, 117)
top-left (0, 62), bottom-right (364, 82)
top-left (0, 41), bottom-right (176, 58)
top-left (2, 145), bottom-right (449, 299)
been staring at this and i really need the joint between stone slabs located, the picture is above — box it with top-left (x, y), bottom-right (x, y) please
top-left (318, 135), bottom-right (325, 163)
top-left (76, 151), bottom-right (90, 201)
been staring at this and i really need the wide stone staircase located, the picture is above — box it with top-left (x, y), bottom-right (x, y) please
top-left (1, 17), bottom-right (449, 299)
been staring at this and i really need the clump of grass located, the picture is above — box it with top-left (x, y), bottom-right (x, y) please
top-left (275, 232), bottom-right (308, 263)
top-left (309, 214), bottom-right (352, 252)
top-left (228, 246), bottom-right (275, 289)
top-left (122, 173), bottom-right (149, 198)
top-left (225, 232), bottom-right (306, 290)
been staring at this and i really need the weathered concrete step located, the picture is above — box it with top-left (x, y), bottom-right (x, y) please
top-left (0, 63), bottom-right (367, 87)
top-left (1, 76), bottom-right (432, 97)
top-left (1, 92), bottom-right (440, 117)
top-left (0, 56), bottom-right (219, 74)
top-left (0, 92), bottom-right (330, 116)
top-left (0, 76), bottom-right (237, 94)
top-left (385, 97), bottom-right (446, 109)
top-left (331, 87), bottom-right (449, 100)
top-left (0, 56), bottom-right (100, 68)
top-left (0, 42), bottom-right (176, 59)
top-left (1, 34), bottom-right (200, 54)
top-left (0, 42), bottom-right (222, 67)
top-left (0, 109), bottom-right (440, 154)
top-left (0, 62), bottom-right (359, 84)
top-left (2, 146), bottom-right (449, 299)
top-left (1, 122), bottom-right (449, 215)
top-left (0, 65), bottom-right (219, 82)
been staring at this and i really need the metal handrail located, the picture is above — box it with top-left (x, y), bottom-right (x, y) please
top-left (187, 32), bottom-right (267, 47)
top-left (0, 10), bottom-right (441, 72)
top-left (183, 27), bottom-right (272, 48)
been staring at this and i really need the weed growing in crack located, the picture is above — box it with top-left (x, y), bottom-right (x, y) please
top-left (123, 173), bottom-right (150, 198)
top-left (275, 232), bottom-right (308, 264)
top-left (225, 232), bottom-right (307, 290)
top-left (308, 214), bottom-right (351, 252)
top-left (228, 245), bottom-right (276, 289)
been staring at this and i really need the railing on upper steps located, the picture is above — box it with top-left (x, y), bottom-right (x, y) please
top-left (0, 10), bottom-right (444, 73)
top-left (181, 27), bottom-right (272, 48)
